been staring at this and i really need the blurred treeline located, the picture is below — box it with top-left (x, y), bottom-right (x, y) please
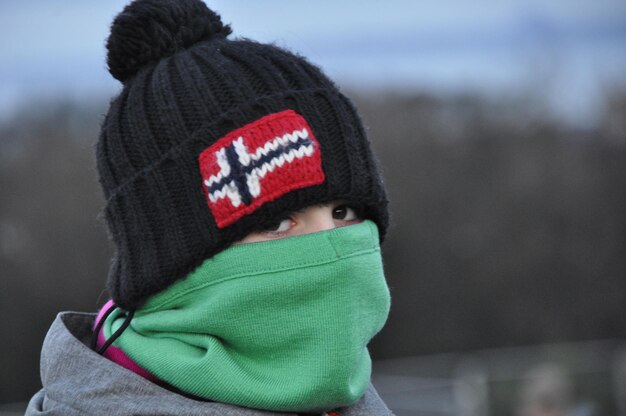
top-left (1, 90), bottom-right (625, 404)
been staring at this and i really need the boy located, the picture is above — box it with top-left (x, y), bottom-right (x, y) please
top-left (27, 0), bottom-right (392, 414)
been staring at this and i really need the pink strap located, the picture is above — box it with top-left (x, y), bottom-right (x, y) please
top-left (94, 300), bottom-right (158, 382)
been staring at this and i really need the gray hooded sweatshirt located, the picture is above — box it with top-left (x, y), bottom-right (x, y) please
top-left (26, 312), bottom-right (393, 415)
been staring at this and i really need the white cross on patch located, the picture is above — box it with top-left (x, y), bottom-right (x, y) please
top-left (198, 109), bottom-right (325, 229)
top-left (203, 128), bottom-right (314, 207)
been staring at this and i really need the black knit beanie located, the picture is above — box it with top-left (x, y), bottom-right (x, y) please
top-left (98, 0), bottom-right (389, 310)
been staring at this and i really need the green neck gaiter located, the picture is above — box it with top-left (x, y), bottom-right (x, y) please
top-left (103, 220), bottom-right (390, 412)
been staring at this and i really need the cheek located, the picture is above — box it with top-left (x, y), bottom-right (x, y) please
top-left (236, 232), bottom-right (273, 244)
top-left (335, 218), bottom-right (364, 228)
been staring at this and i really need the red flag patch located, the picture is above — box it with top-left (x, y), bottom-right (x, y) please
top-left (199, 110), bottom-right (325, 228)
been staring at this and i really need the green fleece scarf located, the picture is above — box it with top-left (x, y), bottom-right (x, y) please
top-left (103, 220), bottom-right (390, 412)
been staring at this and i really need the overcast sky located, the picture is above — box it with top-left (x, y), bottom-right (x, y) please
top-left (1, 0), bottom-right (625, 126)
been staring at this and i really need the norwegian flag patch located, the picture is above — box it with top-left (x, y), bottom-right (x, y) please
top-left (199, 110), bottom-right (325, 228)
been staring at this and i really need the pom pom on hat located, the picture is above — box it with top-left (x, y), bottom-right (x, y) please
top-left (106, 0), bottom-right (232, 82)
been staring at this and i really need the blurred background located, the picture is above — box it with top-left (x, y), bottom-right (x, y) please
top-left (1, 1), bottom-right (625, 415)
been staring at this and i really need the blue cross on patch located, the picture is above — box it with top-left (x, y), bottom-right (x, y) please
top-left (198, 109), bottom-right (326, 228)
top-left (204, 130), bottom-right (315, 207)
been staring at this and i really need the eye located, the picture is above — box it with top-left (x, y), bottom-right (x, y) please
top-left (263, 218), bottom-right (294, 235)
top-left (332, 204), bottom-right (362, 222)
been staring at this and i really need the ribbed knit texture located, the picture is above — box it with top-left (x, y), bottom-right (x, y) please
top-left (98, 0), bottom-right (389, 310)
top-left (102, 221), bottom-right (390, 412)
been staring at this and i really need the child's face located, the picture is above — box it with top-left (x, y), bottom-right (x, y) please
top-left (237, 200), bottom-right (364, 244)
